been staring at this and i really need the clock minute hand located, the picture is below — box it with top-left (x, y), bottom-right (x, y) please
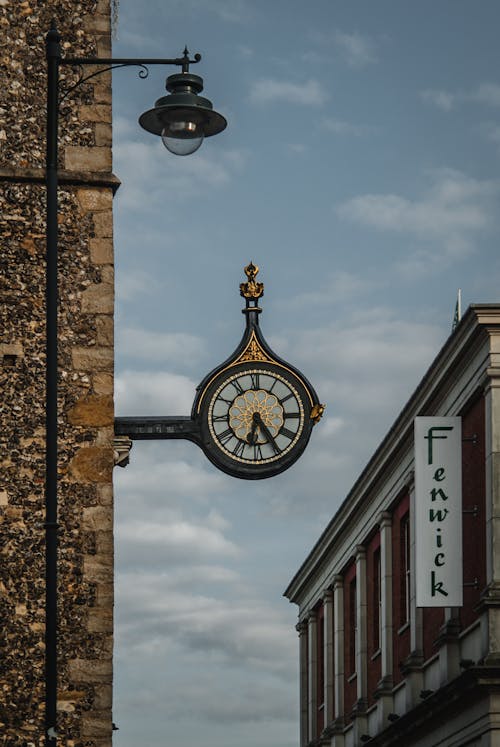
top-left (253, 412), bottom-right (280, 454)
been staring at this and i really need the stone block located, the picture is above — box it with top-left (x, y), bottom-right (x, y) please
top-left (68, 658), bottom-right (112, 684)
top-left (65, 146), bottom-right (112, 172)
top-left (67, 395), bottom-right (114, 427)
top-left (96, 530), bottom-right (114, 555)
top-left (82, 506), bottom-right (113, 533)
top-left (96, 35), bottom-right (112, 57)
top-left (0, 342), bottom-right (23, 358)
top-left (77, 188), bottom-right (112, 213)
top-left (90, 238), bottom-right (113, 264)
top-left (69, 446), bottom-right (114, 484)
top-left (72, 346), bottom-right (114, 373)
top-left (79, 104), bottom-right (112, 124)
top-left (95, 122), bottom-right (112, 146)
top-left (93, 372), bottom-right (114, 396)
top-left (93, 684), bottom-right (112, 710)
top-left (96, 316), bottom-right (114, 345)
top-left (84, 555), bottom-right (113, 584)
top-left (97, 483), bottom-right (113, 506)
top-left (83, 12), bottom-right (110, 33)
top-left (80, 281), bottom-right (114, 315)
top-left (93, 210), bottom-right (114, 238)
top-left (82, 712), bottom-right (112, 738)
top-left (97, 427), bottom-right (116, 446)
top-left (96, 583), bottom-right (114, 608)
top-left (88, 609), bottom-right (113, 633)
top-left (57, 690), bottom-right (86, 713)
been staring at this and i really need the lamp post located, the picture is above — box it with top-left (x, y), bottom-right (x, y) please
top-left (44, 23), bottom-right (226, 744)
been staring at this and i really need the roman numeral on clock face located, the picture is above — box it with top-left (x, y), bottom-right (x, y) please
top-left (218, 428), bottom-right (233, 445)
top-left (232, 440), bottom-right (246, 458)
top-left (232, 379), bottom-right (245, 395)
top-left (253, 444), bottom-right (263, 460)
top-left (250, 372), bottom-right (260, 389)
top-left (280, 426), bottom-right (296, 441)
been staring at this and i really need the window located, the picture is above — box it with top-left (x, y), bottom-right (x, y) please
top-left (349, 578), bottom-right (357, 675)
top-left (400, 515), bottom-right (410, 625)
top-left (373, 547), bottom-right (381, 651)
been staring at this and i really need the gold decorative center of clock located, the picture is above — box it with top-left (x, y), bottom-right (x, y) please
top-left (229, 390), bottom-right (284, 443)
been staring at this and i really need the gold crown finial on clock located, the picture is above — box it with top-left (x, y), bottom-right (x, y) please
top-left (240, 261), bottom-right (264, 300)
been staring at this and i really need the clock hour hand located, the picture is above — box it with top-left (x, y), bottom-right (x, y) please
top-left (246, 418), bottom-right (258, 445)
top-left (253, 412), bottom-right (280, 454)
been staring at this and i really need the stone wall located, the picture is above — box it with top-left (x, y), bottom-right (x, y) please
top-left (0, 2), bottom-right (115, 745)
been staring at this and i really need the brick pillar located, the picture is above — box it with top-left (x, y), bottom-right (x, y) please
top-left (323, 588), bottom-right (335, 727)
top-left (404, 476), bottom-right (424, 710)
top-left (481, 367), bottom-right (500, 664)
top-left (352, 546), bottom-right (368, 742)
top-left (376, 511), bottom-right (394, 727)
top-left (297, 621), bottom-right (309, 747)
top-left (308, 610), bottom-right (318, 743)
top-left (333, 575), bottom-right (345, 722)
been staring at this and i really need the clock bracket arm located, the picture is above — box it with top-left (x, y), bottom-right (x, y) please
top-left (114, 415), bottom-right (201, 442)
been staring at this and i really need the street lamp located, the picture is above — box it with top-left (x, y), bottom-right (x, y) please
top-left (44, 23), bottom-right (226, 745)
top-left (139, 50), bottom-right (227, 155)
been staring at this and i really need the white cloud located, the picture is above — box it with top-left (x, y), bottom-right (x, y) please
top-left (113, 443), bottom-right (229, 515)
top-left (481, 121), bottom-right (500, 153)
top-left (474, 83), bottom-right (500, 107)
top-left (115, 369), bottom-right (198, 414)
top-left (293, 270), bottom-right (379, 307)
top-left (287, 143), bottom-right (307, 154)
top-left (420, 89), bottom-right (456, 111)
top-left (334, 30), bottom-right (378, 68)
top-left (115, 269), bottom-right (158, 304)
top-left (116, 327), bottom-right (206, 365)
top-left (249, 78), bottom-right (327, 106)
top-left (322, 117), bottom-right (376, 136)
top-left (116, 570), bottom-right (296, 675)
top-left (117, 514), bottom-right (239, 562)
top-left (336, 169), bottom-right (498, 260)
top-left (170, 0), bottom-right (253, 23)
top-left (421, 82), bottom-right (500, 111)
top-left (113, 116), bottom-right (244, 211)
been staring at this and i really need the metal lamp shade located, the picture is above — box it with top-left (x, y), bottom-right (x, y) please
top-left (139, 73), bottom-right (227, 141)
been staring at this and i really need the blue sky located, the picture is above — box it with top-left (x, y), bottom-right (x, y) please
top-left (110, 2), bottom-right (500, 745)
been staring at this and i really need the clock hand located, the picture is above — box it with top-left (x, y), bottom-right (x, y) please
top-left (246, 419), bottom-right (258, 445)
top-left (253, 412), bottom-right (280, 454)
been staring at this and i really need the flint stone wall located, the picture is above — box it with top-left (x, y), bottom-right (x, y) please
top-left (0, 2), bottom-right (116, 745)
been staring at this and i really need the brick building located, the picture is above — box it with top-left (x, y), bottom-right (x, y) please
top-left (285, 305), bottom-right (500, 747)
top-left (1, 2), bottom-right (116, 744)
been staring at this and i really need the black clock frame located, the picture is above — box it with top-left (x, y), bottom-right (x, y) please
top-left (115, 263), bottom-right (324, 480)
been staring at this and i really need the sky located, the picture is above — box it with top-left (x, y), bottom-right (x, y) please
top-left (110, 2), bottom-right (500, 745)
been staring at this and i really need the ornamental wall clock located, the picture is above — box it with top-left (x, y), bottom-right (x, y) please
top-left (115, 263), bottom-right (324, 479)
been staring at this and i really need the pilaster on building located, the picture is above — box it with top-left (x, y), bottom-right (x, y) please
top-left (285, 306), bottom-right (500, 747)
top-left (0, 2), bottom-right (117, 744)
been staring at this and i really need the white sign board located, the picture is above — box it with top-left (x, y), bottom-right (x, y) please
top-left (415, 417), bottom-right (462, 607)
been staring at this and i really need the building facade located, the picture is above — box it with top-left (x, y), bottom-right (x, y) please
top-left (1, 2), bottom-right (116, 744)
top-left (285, 305), bottom-right (500, 747)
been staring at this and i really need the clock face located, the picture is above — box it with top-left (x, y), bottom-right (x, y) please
top-left (198, 364), bottom-right (314, 479)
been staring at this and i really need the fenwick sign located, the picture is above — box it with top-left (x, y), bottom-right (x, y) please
top-left (415, 417), bottom-right (463, 607)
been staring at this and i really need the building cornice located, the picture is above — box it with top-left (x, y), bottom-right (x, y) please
top-left (0, 166), bottom-right (121, 193)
